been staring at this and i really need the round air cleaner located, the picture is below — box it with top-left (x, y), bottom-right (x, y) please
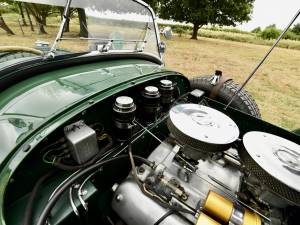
top-left (240, 131), bottom-right (300, 206)
top-left (167, 104), bottom-right (239, 156)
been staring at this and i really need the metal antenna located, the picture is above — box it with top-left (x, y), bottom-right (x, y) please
top-left (225, 9), bottom-right (300, 110)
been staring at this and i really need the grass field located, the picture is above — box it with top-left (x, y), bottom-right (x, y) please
top-left (164, 36), bottom-right (300, 131)
top-left (0, 15), bottom-right (299, 131)
top-left (197, 29), bottom-right (300, 51)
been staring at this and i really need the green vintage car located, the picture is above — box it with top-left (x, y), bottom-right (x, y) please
top-left (0, 1), bottom-right (299, 225)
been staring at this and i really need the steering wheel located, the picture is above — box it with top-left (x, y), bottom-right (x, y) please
top-left (0, 46), bottom-right (44, 63)
top-left (0, 46), bottom-right (43, 55)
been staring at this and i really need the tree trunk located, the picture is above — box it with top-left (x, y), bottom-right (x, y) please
top-left (34, 17), bottom-right (47, 34)
top-left (191, 23), bottom-right (200, 40)
top-left (77, 8), bottom-right (88, 37)
top-left (26, 4), bottom-right (47, 34)
top-left (25, 5), bottom-right (34, 31)
top-left (42, 15), bottom-right (47, 26)
top-left (64, 18), bottom-right (70, 32)
top-left (0, 12), bottom-right (15, 35)
top-left (18, 3), bottom-right (27, 26)
top-left (64, 10), bottom-right (70, 32)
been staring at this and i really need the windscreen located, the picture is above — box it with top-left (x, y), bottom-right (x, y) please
top-left (11, 0), bottom-right (160, 57)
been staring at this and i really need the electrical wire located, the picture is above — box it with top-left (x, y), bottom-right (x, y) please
top-left (52, 135), bottom-right (114, 171)
top-left (36, 155), bottom-right (152, 225)
top-left (154, 210), bottom-right (176, 225)
top-left (23, 170), bottom-right (56, 225)
top-left (42, 147), bottom-right (69, 165)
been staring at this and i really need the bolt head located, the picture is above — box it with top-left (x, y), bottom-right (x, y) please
top-left (116, 194), bottom-right (123, 202)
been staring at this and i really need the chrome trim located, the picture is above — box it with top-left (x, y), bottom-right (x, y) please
top-left (69, 185), bottom-right (80, 217)
top-left (230, 204), bottom-right (244, 225)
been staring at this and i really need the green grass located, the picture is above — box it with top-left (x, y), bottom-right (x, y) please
top-left (1, 14), bottom-right (299, 131)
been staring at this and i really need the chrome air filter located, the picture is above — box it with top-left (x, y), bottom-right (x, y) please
top-left (240, 131), bottom-right (300, 206)
top-left (167, 104), bottom-right (239, 156)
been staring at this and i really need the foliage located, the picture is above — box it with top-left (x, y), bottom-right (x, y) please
top-left (292, 23), bottom-right (300, 35)
top-left (282, 30), bottom-right (300, 41)
top-left (260, 26), bottom-right (280, 40)
top-left (265, 24), bottom-right (276, 29)
top-left (207, 26), bottom-right (250, 34)
top-left (0, 1), bottom-right (15, 14)
top-left (158, 0), bottom-right (255, 39)
top-left (251, 27), bottom-right (261, 33)
top-left (142, 0), bottom-right (159, 12)
top-left (173, 26), bottom-right (186, 36)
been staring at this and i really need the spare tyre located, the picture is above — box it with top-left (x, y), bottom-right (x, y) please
top-left (190, 75), bottom-right (261, 118)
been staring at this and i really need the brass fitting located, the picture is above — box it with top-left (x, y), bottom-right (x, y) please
top-left (203, 191), bottom-right (261, 225)
top-left (196, 213), bottom-right (221, 225)
top-left (243, 210), bottom-right (261, 225)
top-left (203, 190), bottom-right (234, 222)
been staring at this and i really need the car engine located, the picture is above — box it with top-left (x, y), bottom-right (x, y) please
top-left (6, 79), bottom-right (298, 225)
top-left (110, 102), bottom-right (300, 225)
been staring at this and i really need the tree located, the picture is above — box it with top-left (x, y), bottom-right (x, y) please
top-left (260, 26), bottom-right (280, 40)
top-left (0, 2), bottom-right (15, 35)
top-left (24, 5), bottom-right (34, 31)
top-left (24, 3), bottom-right (50, 34)
top-left (159, 0), bottom-right (254, 39)
top-left (251, 27), bottom-right (261, 33)
top-left (0, 11), bottom-right (15, 35)
top-left (292, 23), bottom-right (300, 35)
top-left (143, 0), bottom-right (159, 12)
top-left (77, 8), bottom-right (88, 37)
top-left (17, 2), bottom-right (27, 26)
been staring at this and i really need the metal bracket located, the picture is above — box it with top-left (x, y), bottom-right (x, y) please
top-left (209, 71), bottom-right (232, 99)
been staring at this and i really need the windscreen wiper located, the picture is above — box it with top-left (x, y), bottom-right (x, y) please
top-left (47, 0), bottom-right (73, 59)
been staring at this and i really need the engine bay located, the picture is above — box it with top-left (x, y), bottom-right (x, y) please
top-left (3, 75), bottom-right (300, 225)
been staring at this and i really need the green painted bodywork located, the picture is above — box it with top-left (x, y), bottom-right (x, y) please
top-left (1, 56), bottom-right (298, 225)
top-left (0, 58), bottom-right (184, 225)
top-left (0, 59), bottom-right (166, 164)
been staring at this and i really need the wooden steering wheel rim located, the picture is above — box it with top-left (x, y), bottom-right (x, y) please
top-left (0, 46), bottom-right (43, 55)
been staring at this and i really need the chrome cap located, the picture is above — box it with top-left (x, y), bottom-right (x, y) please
top-left (115, 96), bottom-right (134, 109)
top-left (160, 79), bottom-right (173, 88)
top-left (145, 86), bottom-right (159, 96)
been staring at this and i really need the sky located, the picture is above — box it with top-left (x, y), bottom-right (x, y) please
top-left (238, 0), bottom-right (300, 31)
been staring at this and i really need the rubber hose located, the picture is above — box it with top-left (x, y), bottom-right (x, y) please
top-left (36, 155), bottom-right (152, 225)
top-left (23, 170), bottom-right (56, 225)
